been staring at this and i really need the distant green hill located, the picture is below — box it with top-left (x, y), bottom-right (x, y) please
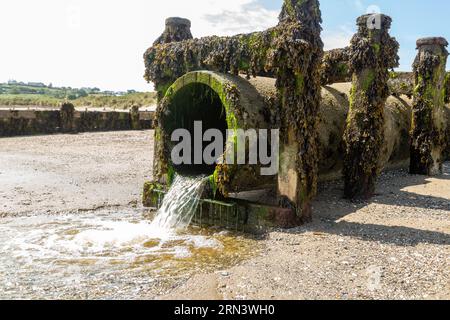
top-left (0, 82), bottom-right (156, 109)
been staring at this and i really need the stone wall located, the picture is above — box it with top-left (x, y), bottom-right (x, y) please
top-left (0, 107), bottom-right (154, 137)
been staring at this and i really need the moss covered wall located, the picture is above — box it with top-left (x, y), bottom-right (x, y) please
top-left (0, 107), bottom-right (154, 137)
top-left (0, 109), bottom-right (61, 136)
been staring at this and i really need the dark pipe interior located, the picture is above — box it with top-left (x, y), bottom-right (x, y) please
top-left (162, 83), bottom-right (228, 175)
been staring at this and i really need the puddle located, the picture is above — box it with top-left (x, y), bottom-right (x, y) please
top-left (0, 208), bottom-right (260, 299)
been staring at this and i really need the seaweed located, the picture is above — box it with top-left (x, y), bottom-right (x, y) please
top-left (410, 37), bottom-right (449, 175)
top-left (343, 14), bottom-right (400, 200)
top-left (320, 48), bottom-right (351, 85)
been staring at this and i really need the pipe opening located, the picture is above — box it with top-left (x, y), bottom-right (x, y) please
top-left (162, 83), bottom-right (228, 176)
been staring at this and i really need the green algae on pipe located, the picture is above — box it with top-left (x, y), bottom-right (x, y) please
top-left (343, 14), bottom-right (400, 200)
top-left (410, 37), bottom-right (449, 175)
top-left (154, 71), bottom-right (277, 197)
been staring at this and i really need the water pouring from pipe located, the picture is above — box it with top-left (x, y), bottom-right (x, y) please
top-left (151, 175), bottom-right (208, 230)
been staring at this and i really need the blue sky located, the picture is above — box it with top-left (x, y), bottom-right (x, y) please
top-left (261, 0), bottom-right (450, 71)
top-left (0, 0), bottom-right (448, 91)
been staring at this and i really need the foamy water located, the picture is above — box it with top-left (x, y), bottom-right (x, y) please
top-left (0, 176), bottom-right (258, 299)
top-left (1, 210), bottom-right (220, 263)
top-left (0, 211), bottom-right (256, 298)
top-left (1, 175), bottom-right (210, 262)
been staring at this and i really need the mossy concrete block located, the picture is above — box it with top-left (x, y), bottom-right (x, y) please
top-left (143, 181), bottom-right (165, 208)
top-left (144, 184), bottom-right (299, 233)
top-left (0, 108), bottom-right (154, 137)
top-left (0, 109), bottom-right (60, 136)
top-left (153, 17), bottom-right (193, 46)
top-left (241, 202), bottom-right (300, 232)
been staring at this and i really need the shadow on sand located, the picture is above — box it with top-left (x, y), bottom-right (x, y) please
top-left (282, 163), bottom-right (450, 247)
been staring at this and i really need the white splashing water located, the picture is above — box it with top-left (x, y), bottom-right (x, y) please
top-left (0, 175), bottom-right (220, 299)
top-left (151, 175), bottom-right (207, 230)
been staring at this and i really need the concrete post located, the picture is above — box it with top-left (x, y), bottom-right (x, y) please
top-left (410, 37), bottom-right (449, 175)
top-left (343, 14), bottom-right (399, 200)
top-left (130, 105), bottom-right (141, 130)
top-left (150, 17), bottom-right (193, 185)
top-left (152, 17), bottom-right (193, 98)
top-left (276, 0), bottom-right (323, 223)
top-left (60, 102), bottom-right (75, 133)
top-left (153, 17), bottom-right (193, 46)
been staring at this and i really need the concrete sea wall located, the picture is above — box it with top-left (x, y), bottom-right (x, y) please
top-left (0, 107), bottom-right (155, 137)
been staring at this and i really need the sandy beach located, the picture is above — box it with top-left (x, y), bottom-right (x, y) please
top-left (0, 130), bottom-right (448, 300)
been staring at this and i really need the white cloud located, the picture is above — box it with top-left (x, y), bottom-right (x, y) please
top-left (201, 1), bottom-right (278, 36)
top-left (322, 25), bottom-right (355, 50)
top-left (353, 0), bottom-right (365, 12)
top-left (0, 0), bottom-right (280, 91)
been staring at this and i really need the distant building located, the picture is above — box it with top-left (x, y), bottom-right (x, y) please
top-left (27, 82), bottom-right (46, 88)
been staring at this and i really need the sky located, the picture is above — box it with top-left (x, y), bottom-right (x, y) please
top-left (1, 0), bottom-right (449, 92)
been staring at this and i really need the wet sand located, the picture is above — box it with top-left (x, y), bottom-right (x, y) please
top-left (1, 131), bottom-right (449, 300)
top-left (0, 131), bottom-right (154, 215)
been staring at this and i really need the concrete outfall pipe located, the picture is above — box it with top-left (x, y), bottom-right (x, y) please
top-left (155, 70), bottom-right (423, 196)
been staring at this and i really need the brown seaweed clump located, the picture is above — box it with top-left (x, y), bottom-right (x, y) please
top-left (144, 28), bottom-right (276, 97)
top-left (343, 14), bottom-right (399, 200)
top-left (320, 48), bottom-right (351, 85)
top-left (319, 49), bottom-right (415, 98)
top-left (410, 37), bottom-right (449, 175)
top-left (388, 71), bottom-right (414, 97)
